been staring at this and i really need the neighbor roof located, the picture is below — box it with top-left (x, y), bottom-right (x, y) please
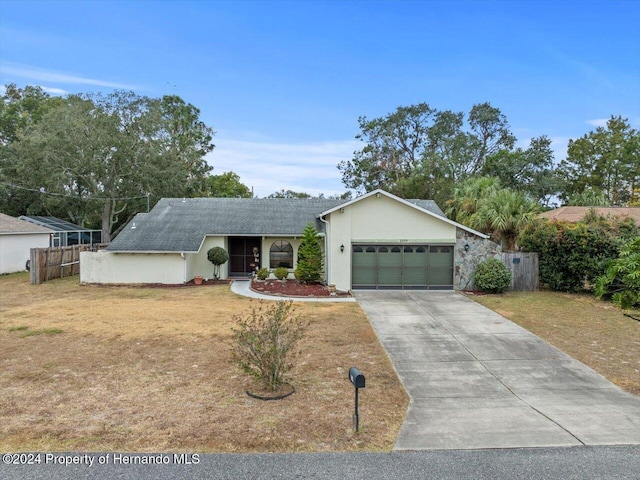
top-left (19, 215), bottom-right (99, 232)
top-left (0, 213), bottom-right (54, 235)
top-left (540, 206), bottom-right (640, 224)
top-left (108, 194), bottom-right (452, 253)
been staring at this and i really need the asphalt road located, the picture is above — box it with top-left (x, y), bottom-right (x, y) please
top-left (2, 446), bottom-right (639, 480)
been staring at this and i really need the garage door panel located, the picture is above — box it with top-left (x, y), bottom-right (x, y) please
top-left (352, 244), bottom-right (453, 290)
top-left (378, 267), bottom-right (402, 285)
top-left (403, 267), bottom-right (429, 285)
top-left (352, 267), bottom-right (376, 286)
top-left (428, 246), bottom-right (454, 286)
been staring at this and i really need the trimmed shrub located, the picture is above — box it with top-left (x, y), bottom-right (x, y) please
top-left (207, 246), bottom-right (229, 280)
top-left (256, 267), bottom-right (269, 281)
top-left (295, 223), bottom-right (323, 284)
top-left (474, 258), bottom-right (512, 293)
top-left (273, 267), bottom-right (289, 280)
top-left (230, 301), bottom-right (307, 391)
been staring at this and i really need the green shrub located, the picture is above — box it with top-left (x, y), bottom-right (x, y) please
top-left (595, 237), bottom-right (640, 309)
top-left (256, 267), bottom-right (269, 281)
top-left (518, 217), bottom-right (637, 292)
top-left (474, 258), bottom-right (512, 293)
top-left (273, 267), bottom-right (289, 280)
top-left (295, 223), bottom-right (323, 284)
top-left (230, 301), bottom-right (307, 391)
top-left (207, 246), bottom-right (229, 280)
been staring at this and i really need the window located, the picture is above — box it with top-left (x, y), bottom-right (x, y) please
top-left (270, 240), bottom-right (293, 268)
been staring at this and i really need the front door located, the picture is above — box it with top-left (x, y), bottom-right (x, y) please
top-left (229, 237), bottom-right (261, 277)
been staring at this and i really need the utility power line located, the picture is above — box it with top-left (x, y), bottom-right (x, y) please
top-left (0, 181), bottom-right (151, 201)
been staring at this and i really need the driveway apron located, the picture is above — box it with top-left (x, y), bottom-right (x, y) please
top-left (355, 291), bottom-right (640, 450)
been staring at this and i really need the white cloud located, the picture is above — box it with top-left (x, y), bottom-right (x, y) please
top-left (586, 118), bottom-right (609, 128)
top-left (41, 86), bottom-right (69, 95)
top-left (0, 63), bottom-right (139, 90)
top-left (207, 137), bottom-right (360, 197)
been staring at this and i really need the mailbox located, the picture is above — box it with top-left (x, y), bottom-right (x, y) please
top-left (348, 366), bottom-right (365, 432)
top-left (349, 367), bottom-right (365, 389)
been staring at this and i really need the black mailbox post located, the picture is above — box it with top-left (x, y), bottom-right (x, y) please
top-left (348, 367), bottom-right (365, 432)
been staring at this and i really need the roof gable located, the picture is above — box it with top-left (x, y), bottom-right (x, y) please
top-left (321, 189), bottom-right (489, 238)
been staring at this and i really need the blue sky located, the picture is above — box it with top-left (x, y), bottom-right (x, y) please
top-left (1, 0), bottom-right (638, 197)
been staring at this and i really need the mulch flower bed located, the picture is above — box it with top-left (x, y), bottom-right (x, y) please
top-left (251, 279), bottom-right (350, 297)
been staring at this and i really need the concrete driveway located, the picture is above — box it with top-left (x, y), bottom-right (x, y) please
top-left (355, 291), bottom-right (640, 450)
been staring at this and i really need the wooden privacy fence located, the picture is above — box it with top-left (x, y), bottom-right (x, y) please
top-left (501, 252), bottom-right (539, 291)
top-left (29, 245), bottom-right (90, 284)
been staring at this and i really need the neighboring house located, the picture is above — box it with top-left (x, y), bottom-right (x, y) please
top-left (540, 206), bottom-right (640, 224)
top-left (0, 213), bottom-right (54, 274)
top-left (19, 215), bottom-right (102, 247)
top-left (80, 189), bottom-right (500, 291)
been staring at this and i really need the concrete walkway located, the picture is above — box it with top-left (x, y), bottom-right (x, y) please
top-left (231, 279), bottom-right (356, 303)
top-left (354, 290), bottom-right (640, 451)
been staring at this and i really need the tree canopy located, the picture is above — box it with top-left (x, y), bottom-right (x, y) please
top-left (559, 116), bottom-right (639, 207)
top-left (338, 102), bottom-right (533, 206)
top-left (0, 87), bottom-right (215, 241)
top-left (203, 171), bottom-right (252, 198)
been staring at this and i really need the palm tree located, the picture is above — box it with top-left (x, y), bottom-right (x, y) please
top-left (445, 176), bottom-right (501, 227)
top-left (476, 189), bottom-right (540, 250)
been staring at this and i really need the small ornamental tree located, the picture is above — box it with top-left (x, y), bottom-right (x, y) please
top-left (595, 237), bottom-right (640, 310)
top-left (474, 258), bottom-right (512, 293)
top-left (207, 246), bottom-right (229, 280)
top-left (295, 223), bottom-right (324, 284)
top-left (230, 301), bottom-right (307, 391)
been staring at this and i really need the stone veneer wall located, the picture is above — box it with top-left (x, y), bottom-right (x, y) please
top-left (454, 229), bottom-right (502, 291)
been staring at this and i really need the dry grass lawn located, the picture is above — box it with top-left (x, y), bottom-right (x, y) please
top-left (0, 273), bottom-right (408, 453)
top-left (472, 291), bottom-right (640, 396)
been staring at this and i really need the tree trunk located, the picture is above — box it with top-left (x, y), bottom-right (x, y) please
top-left (101, 201), bottom-right (112, 243)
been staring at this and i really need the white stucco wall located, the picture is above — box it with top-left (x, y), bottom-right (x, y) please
top-left (326, 194), bottom-right (457, 291)
top-left (80, 251), bottom-right (185, 284)
top-left (261, 237), bottom-right (303, 278)
top-left (186, 236), bottom-right (227, 280)
top-left (0, 233), bottom-right (51, 274)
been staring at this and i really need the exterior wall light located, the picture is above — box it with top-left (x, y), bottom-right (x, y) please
top-left (340, 244), bottom-right (345, 253)
top-left (464, 244), bottom-right (470, 252)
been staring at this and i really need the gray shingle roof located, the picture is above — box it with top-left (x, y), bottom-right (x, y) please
top-left (405, 199), bottom-right (445, 217)
top-left (0, 213), bottom-right (54, 235)
top-left (107, 196), bottom-right (448, 253)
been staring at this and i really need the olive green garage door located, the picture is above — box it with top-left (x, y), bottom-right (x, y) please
top-left (352, 244), bottom-right (454, 290)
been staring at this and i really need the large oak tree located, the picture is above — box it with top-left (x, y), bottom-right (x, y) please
top-left (1, 88), bottom-right (215, 241)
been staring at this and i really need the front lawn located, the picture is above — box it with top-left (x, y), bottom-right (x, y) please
top-left (0, 273), bottom-right (408, 452)
top-left (471, 291), bottom-right (640, 396)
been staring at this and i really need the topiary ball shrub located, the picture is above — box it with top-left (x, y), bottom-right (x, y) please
top-left (474, 258), bottom-right (512, 293)
top-left (256, 268), bottom-right (269, 281)
top-left (273, 267), bottom-right (289, 280)
top-left (207, 246), bottom-right (229, 280)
